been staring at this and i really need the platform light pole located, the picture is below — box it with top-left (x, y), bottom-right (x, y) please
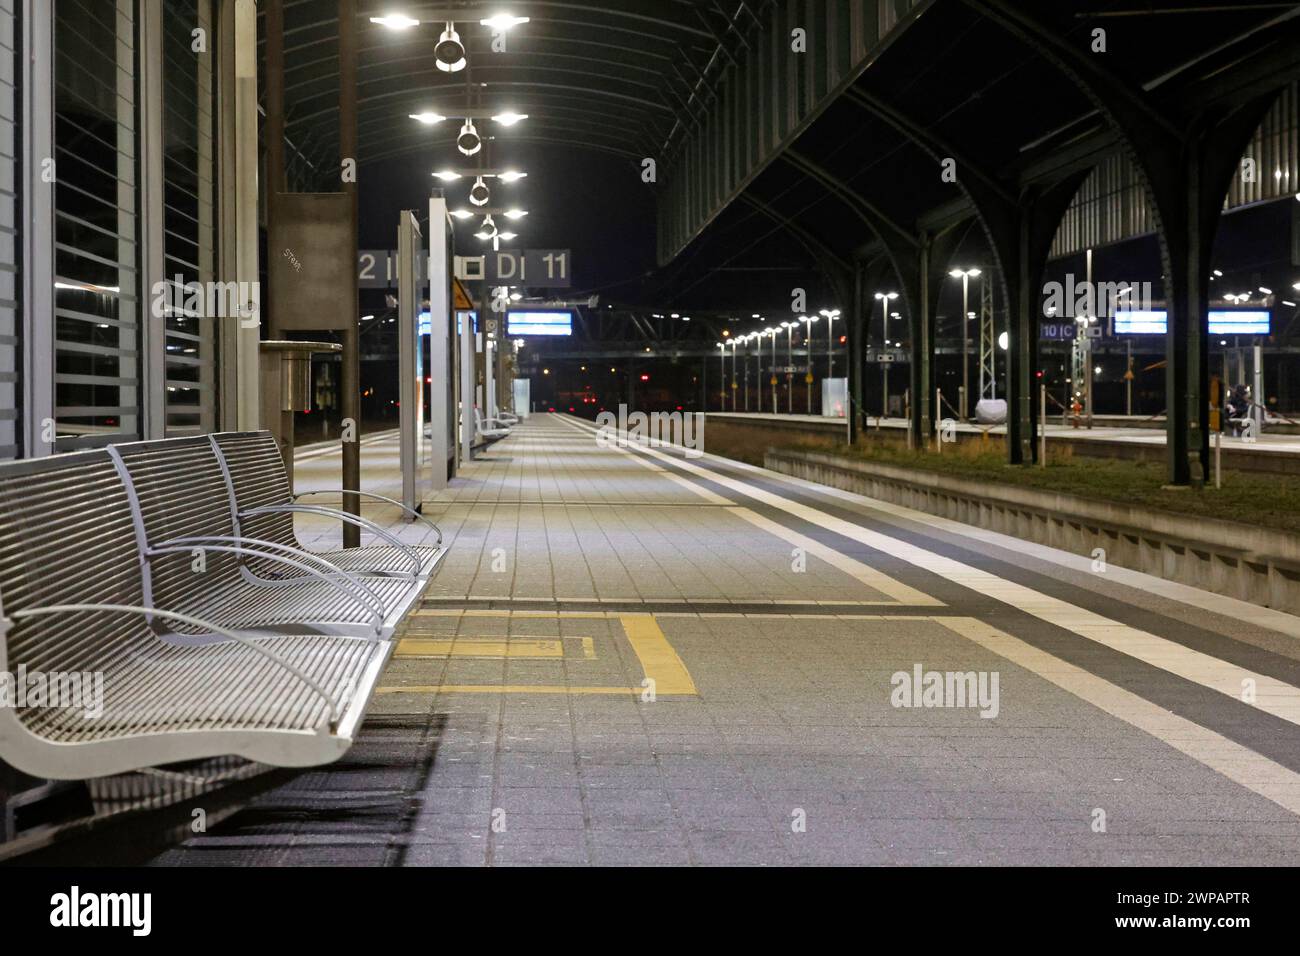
top-left (820, 309), bottom-right (840, 379)
top-left (801, 314), bottom-right (818, 413)
top-left (949, 268), bottom-right (980, 421)
top-left (781, 322), bottom-right (795, 414)
top-left (769, 328), bottom-right (778, 413)
top-left (716, 342), bottom-right (726, 410)
top-left (730, 337), bottom-right (739, 411)
top-left (874, 292), bottom-right (898, 417)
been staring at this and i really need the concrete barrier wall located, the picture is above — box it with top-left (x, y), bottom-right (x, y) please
top-left (765, 449), bottom-right (1300, 615)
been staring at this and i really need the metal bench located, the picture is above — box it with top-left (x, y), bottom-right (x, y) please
top-left (0, 450), bottom-right (390, 780)
top-left (474, 408), bottom-right (511, 442)
top-left (109, 436), bottom-right (428, 641)
top-left (211, 431), bottom-right (447, 581)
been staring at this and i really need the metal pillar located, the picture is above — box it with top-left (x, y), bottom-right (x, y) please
top-left (908, 239), bottom-right (934, 448)
top-left (848, 263), bottom-right (865, 443)
top-left (265, 0), bottom-right (284, 337)
top-left (339, 0), bottom-right (361, 546)
top-left (398, 210), bottom-right (422, 513)
top-left (428, 197), bottom-right (450, 490)
top-left (233, 0), bottom-right (259, 432)
top-left (960, 273), bottom-right (970, 421)
top-left (979, 273), bottom-right (994, 400)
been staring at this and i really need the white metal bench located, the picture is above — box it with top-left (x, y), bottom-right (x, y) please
top-left (211, 431), bottom-right (447, 581)
top-left (109, 436), bottom-right (428, 641)
top-left (474, 408), bottom-right (511, 441)
top-left (0, 449), bottom-right (390, 780)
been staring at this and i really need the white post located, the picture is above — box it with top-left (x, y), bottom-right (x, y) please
top-left (1214, 428), bottom-right (1222, 489)
top-left (1253, 341), bottom-right (1264, 435)
top-left (1039, 382), bottom-right (1047, 468)
top-left (427, 199), bottom-right (450, 490)
top-left (935, 387), bottom-right (942, 453)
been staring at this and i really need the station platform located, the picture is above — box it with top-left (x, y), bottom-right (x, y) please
top-left (118, 415), bottom-right (1300, 865)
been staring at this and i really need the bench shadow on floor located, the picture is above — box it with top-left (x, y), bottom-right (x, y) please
top-left (6, 714), bottom-right (448, 867)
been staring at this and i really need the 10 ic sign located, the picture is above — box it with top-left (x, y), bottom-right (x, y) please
top-left (486, 249), bottom-right (571, 288)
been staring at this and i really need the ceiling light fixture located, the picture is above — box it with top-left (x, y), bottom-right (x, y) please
top-left (409, 112), bottom-right (445, 125)
top-left (435, 23), bottom-right (466, 72)
top-left (457, 119), bottom-right (482, 156)
top-left (492, 112), bottom-right (528, 126)
top-left (370, 14), bottom-right (421, 30)
top-left (479, 14), bottom-right (530, 30)
top-left (470, 176), bottom-right (491, 206)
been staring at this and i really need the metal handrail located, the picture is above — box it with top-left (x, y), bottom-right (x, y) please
top-left (291, 489), bottom-right (443, 544)
top-left (148, 536), bottom-right (387, 631)
top-left (240, 504), bottom-right (424, 578)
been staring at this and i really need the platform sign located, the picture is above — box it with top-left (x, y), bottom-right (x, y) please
top-left (484, 249), bottom-right (572, 288)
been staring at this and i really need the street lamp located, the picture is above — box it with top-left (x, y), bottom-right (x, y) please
top-left (780, 322), bottom-right (795, 414)
top-left (730, 337), bottom-right (740, 409)
top-left (767, 328), bottom-right (778, 413)
top-left (948, 268), bottom-right (981, 421)
top-left (716, 342), bottom-right (726, 411)
top-left (801, 314), bottom-right (819, 413)
top-left (874, 293), bottom-right (898, 418)
top-left (819, 309), bottom-right (841, 379)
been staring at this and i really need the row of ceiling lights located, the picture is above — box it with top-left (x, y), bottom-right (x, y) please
top-left (373, 11), bottom-right (533, 247)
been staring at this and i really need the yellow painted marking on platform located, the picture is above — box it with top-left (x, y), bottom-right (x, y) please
top-left (378, 684), bottom-right (640, 696)
top-left (378, 613), bottom-right (697, 696)
top-left (414, 608), bottom-right (613, 619)
top-left (395, 638), bottom-right (564, 659)
top-left (620, 613), bottom-right (697, 695)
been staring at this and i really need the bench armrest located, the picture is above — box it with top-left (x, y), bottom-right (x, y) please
top-left (240, 505), bottom-right (424, 578)
top-left (0, 604), bottom-right (343, 731)
top-left (148, 535), bottom-right (386, 632)
top-left (291, 489), bottom-right (443, 544)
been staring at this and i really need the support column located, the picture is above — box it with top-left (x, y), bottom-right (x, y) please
top-left (233, 0), bottom-right (259, 432)
top-left (265, 0), bottom-right (284, 338)
top-left (848, 260), bottom-right (865, 444)
top-left (339, 0), bottom-right (361, 546)
top-left (1005, 215), bottom-right (1037, 464)
top-left (907, 237), bottom-right (933, 447)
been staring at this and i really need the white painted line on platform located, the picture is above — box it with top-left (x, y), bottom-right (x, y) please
top-left (940, 616), bottom-right (1300, 819)
top-left (556, 415), bottom-right (1300, 728)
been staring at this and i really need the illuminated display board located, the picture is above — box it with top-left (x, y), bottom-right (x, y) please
top-left (506, 310), bottom-right (573, 336)
top-left (1113, 309), bottom-right (1270, 335)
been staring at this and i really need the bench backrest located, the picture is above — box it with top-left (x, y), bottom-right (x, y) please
top-left (0, 450), bottom-right (147, 676)
top-left (110, 436), bottom-right (240, 609)
top-left (209, 431), bottom-right (294, 543)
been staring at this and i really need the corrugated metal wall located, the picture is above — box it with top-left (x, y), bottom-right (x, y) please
top-left (1050, 82), bottom-right (1299, 259)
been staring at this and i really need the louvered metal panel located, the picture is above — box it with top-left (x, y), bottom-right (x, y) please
top-left (51, 0), bottom-right (141, 448)
top-left (0, 0), bottom-right (17, 459)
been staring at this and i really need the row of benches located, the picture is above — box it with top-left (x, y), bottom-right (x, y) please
top-left (0, 430), bottom-right (446, 781)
